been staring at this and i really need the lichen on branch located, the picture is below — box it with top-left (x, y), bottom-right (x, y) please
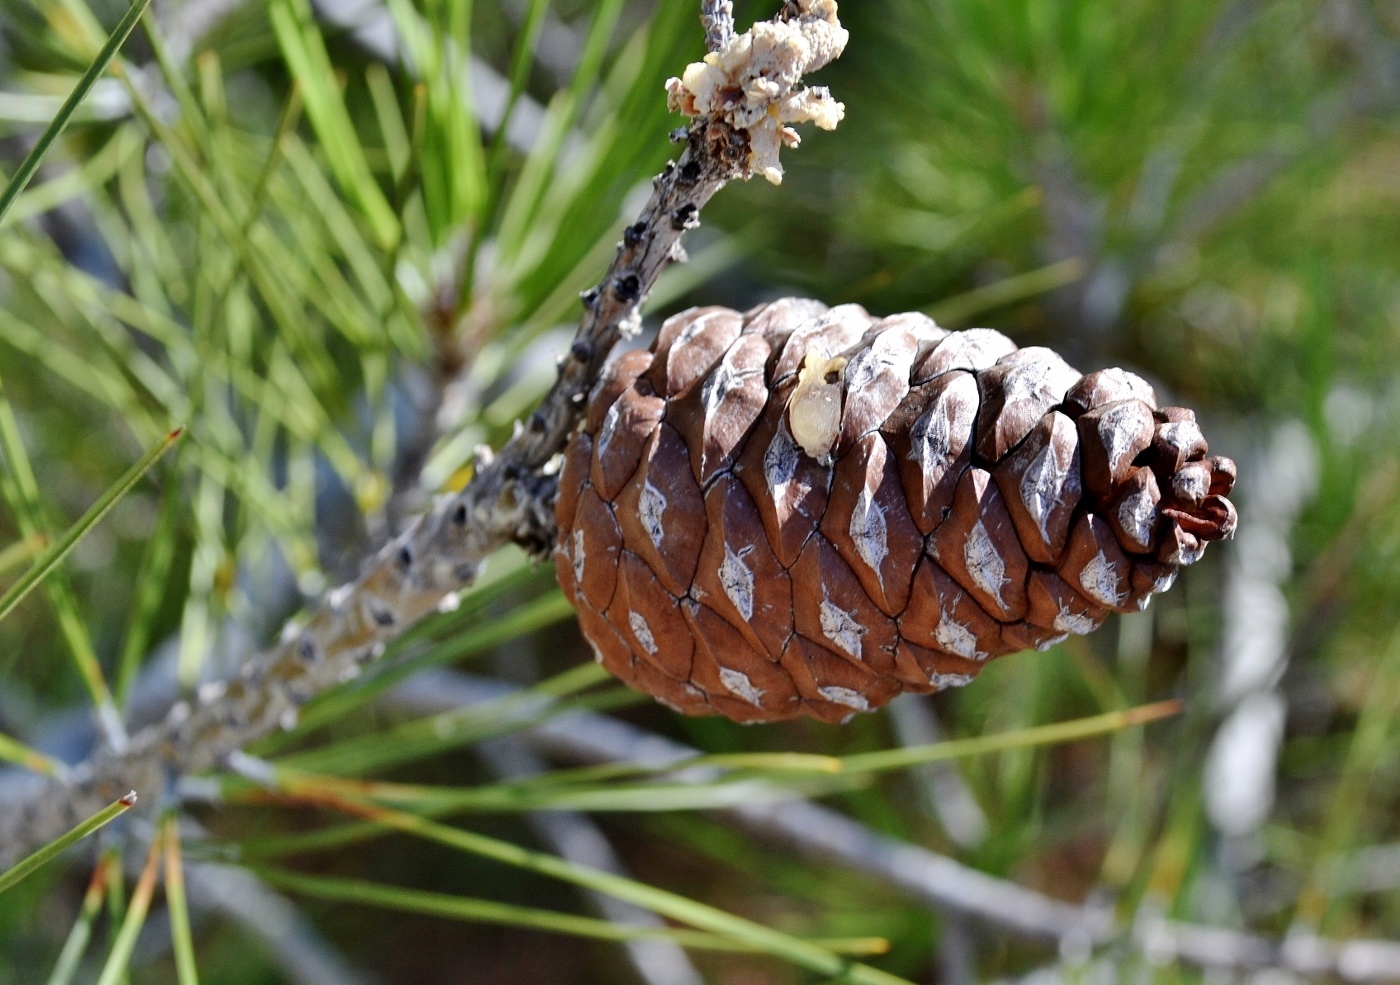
top-left (666, 0), bottom-right (847, 184)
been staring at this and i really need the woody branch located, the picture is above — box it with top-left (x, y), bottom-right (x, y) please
top-left (0, 0), bottom-right (848, 869)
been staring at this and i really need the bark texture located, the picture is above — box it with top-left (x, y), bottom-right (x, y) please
top-left (0, 0), bottom-right (851, 871)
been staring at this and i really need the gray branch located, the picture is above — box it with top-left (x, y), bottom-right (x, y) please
top-left (886, 693), bottom-right (988, 849)
top-left (0, 0), bottom-right (816, 872)
top-left (387, 671), bottom-right (1400, 982)
top-left (700, 0), bottom-right (735, 52)
top-left (476, 737), bottom-right (705, 985)
top-left (0, 122), bottom-right (738, 866)
top-left (184, 862), bottom-right (383, 985)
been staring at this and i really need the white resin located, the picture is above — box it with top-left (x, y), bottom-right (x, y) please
top-left (1158, 420), bottom-right (1204, 455)
top-left (818, 686), bottom-right (869, 711)
top-left (819, 597), bottom-right (865, 658)
top-left (1117, 489), bottom-right (1156, 547)
top-left (1100, 402), bottom-right (1144, 474)
top-left (639, 479), bottom-right (668, 550)
top-left (719, 544), bottom-right (756, 620)
top-left (849, 485), bottom-right (889, 575)
top-left (571, 528), bottom-right (586, 586)
top-left (964, 520), bottom-right (1009, 609)
top-left (788, 353), bottom-right (844, 463)
top-left (763, 423), bottom-right (801, 492)
top-left (628, 611), bottom-right (658, 654)
top-left (912, 398), bottom-right (954, 468)
top-left (935, 614), bottom-right (985, 661)
top-left (1173, 468), bottom-right (1209, 503)
top-left (1079, 550), bottom-right (1126, 608)
top-left (701, 356), bottom-right (752, 420)
top-left (1054, 606), bottom-right (1100, 635)
top-left (720, 668), bottom-right (766, 706)
top-left (1020, 443), bottom-right (1068, 541)
top-left (597, 399), bottom-right (625, 462)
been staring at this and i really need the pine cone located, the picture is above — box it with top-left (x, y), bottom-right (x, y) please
top-left (554, 300), bottom-right (1237, 723)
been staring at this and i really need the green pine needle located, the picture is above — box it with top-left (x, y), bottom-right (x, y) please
top-left (92, 830), bottom-right (162, 985)
top-left (0, 0), bottom-right (156, 229)
top-left (43, 855), bottom-right (113, 985)
top-left (298, 798), bottom-right (915, 985)
top-left (254, 868), bottom-right (890, 956)
top-left (162, 816), bottom-right (202, 985)
top-left (0, 729), bottom-right (65, 777)
top-left (0, 793), bottom-right (137, 896)
top-left (0, 425), bottom-right (184, 627)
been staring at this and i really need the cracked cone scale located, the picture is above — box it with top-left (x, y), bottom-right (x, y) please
top-left (555, 300), bottom-right (1237, 723)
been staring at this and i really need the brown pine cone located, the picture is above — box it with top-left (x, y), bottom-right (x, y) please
top-left (554, 300), bottom-right (1237, 723)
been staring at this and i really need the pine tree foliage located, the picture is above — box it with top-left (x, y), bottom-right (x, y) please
top-left (0, 0), bottom-right (1398, 982)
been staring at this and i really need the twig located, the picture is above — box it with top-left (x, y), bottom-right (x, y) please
top-left (885, 694), bottom-right (985, 983)
top-left (1204, 421), bottom-right (1318, 838)
top-left (476, 736), bottom-right (705, 985)
top-left (700, 0), bottom-right (734, 53)
top-left (385, 670), bottom-right (1400, 982)
top-left (0, 0), bottom-right (846, 870)
top-left (886, 694), bottom-right (987, 849)
top-left (183, 861), bottom-right (384, 985)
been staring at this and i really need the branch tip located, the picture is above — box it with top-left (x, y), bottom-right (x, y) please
top-left (700, 0), bottom-right (735, 53)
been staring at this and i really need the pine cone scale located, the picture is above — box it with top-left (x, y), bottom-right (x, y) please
top-left (734, 383), bottom-right (832, 567)
top-left (992, 410), bottom-right (1081, 564)
top-left (833, 320), bottom-right (924, 455)
top-left (556, 299), bottom-right (1239, 722)
top-left (555, 430), bottom-right (592, 533)
top-left (677, 332), bottom-right (771, 486)
top-left (913, 328), bottom-right (1016, 380)
top-left (612, 422), bottom-right (706, 597)
top-left (1026, 570), bottom-right (1107, 636)
top-left (590, 384), bottom-right (665, 502)
top-left (693, 473), bottom-right (794, 657)
top-left (898, 558), bottom-right (1001, 663)
top-left (821, 431), bottom-right (923, 616)
top-left (928, 467), bottom-right (1031, 623)
top-left (780, 633), bottom-right (902, 722)
top-left (1060, 513), bottom-right (1136, 612)
top-left (791, 535), bottom-right (900, 673)
top-left (887, 370), bottom-right (979, 535)
top-left (646, 307), bottom-right (743, 400)
top-left (769, 304), bottom-right (875, 383)
top-left (687, 602), bottom-right (799, 718)
top-left (567, 487), bottom-right (623, 613)
top-left (1077, 399), bottom-right (1157, 500)
top-left (974, 349), bottom-right (1081, 464)
top-left (610, 551), bottom-right (697, 682)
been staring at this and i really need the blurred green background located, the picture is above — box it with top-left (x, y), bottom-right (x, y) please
top-left (0, 0), bottom-right (1398, 982)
